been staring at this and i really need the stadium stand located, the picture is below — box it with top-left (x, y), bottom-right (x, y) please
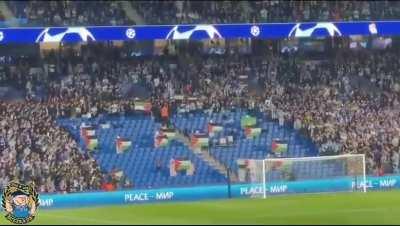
top-left (3, 1), bottom-right (400, 26)
top-left (6, 0), bottom-right (134, 26)
top-left (0, 0), bottom-right (400, 194)
top-left (131, 1), bottom-right (400, 25)
top-left (56, 115), bottom-right (227, 189)
top-left (0, 100), bottom-right (104, 193)
top-left (1, 38), bottom-right (400, 193)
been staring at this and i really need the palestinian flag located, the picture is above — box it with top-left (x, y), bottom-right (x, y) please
top-left (241, 115), bottom-right (257, 128)
top-left (134, 101), bottom-right (152, 112)
top-left (80, 125), bottom-right (95, 138)
top-left (85, 136), bottom-right (98, 151)
top-left (160, 128), bottom-right (176, 140)
top-left (237, 159), bottom-right (249, 169)
top-left (174, 160), bottom-right (193, 171)
top-left (155, 134), bottom-right (170, 148)
top-left (86, 130), bottom-right (96, 138)
top-left (272, 139), bottom-right (288, 153)
top-left (244, 127), bottom-right (261, 139)
top-left (116, 137), bottom-right (132, 154)
top-left (191, 134), bottom-right (209, 148)
top-left (208, 123), bottom-right (223, 136)
top-left (113, 170), bottom-right (124, 181)
top-left (271, 160), bottom-right (292, 173)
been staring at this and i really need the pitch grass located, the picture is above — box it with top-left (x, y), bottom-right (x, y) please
top-left (0, 190), bottom-right (399, 225)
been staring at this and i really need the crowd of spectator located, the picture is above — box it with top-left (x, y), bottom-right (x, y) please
top-left (7, 0), bottom-right (133, 26)
top-left (133, 1), bottom-right (249, 25)
top-left (249, 0), bottom-right (400, 22)
top-left (5, 1), bottom-right (400, 27)
top-left (0, 99), bottom-right (104, 193)
top-left (132, 0), bottom-right (400, 25)
top-left (142, 45), bottom-right (400, 176)
top-left (0, 95), bottom-right (135, 193)
top-left (0, 43), bottom-right (146, 194)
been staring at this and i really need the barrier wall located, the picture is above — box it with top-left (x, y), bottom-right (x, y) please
top-left (38, 174), bottom-right (400, 209)
top-left (0, 21), bottom-right (398, 43)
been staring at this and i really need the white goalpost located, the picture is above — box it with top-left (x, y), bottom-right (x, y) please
top-left (242, 154), bottom-right (367, 198)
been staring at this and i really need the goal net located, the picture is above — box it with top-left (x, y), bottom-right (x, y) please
top-left (239, 154), bottom-right (366, 198)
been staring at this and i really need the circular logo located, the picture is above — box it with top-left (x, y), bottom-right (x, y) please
top-left (251, 25), bottom-right (260, 37)
top-left (126, 28), bottom-right (136, 39)
top-left (0, 31), bottom-right (4, 41)
top-left (2, 181), bottom-right (39, 224)
top-left (369, 23), bottom-right (377, 35)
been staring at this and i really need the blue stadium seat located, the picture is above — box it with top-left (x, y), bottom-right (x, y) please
top-left (57, 108), bottom-right (322, 189)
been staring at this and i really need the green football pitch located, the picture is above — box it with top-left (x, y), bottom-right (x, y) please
top-left (1, 190), bottom-right (399, 225)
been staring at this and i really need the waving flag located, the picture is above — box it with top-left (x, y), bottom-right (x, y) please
top-left (85, 136), bottom-right (98, 151)
top-left (241, 115), bottom-right (257, 128)
top-left (155, 134), bottom-right (170, 148)
top-left (170, 158), bottom-right (195, 176)
top-left (191, 134), bottom-right (209, 148)
top-left (116, 137), bottom-right (132, 154)
top-left (112, 170), bottom-right (124, 181)
top-left (272, 139), bottom-right (288, 153)
top-left (80, 125), bottom-right (95, 138)
top-left (237, 159), bottom-right (249, 169)
top-left (174, 160), bottom-right (193, 171)
top-left (208, 123), bottom-right (223, 136)
top-left (80, 124), bottom-right (98, 151)
top-left (134, 101), bottom-right (152, 112)
top-left (160, 128), bottom-right (176, 140)
top-left (244, 127), bottom-right (261, 138)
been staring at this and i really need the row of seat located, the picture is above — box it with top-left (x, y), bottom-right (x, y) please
top-left (57, 109), bottom-right (319, 189)
top-left (58, 116), bottom-right (228, 189)
top-left (172, 110), bottom-right (319, 178)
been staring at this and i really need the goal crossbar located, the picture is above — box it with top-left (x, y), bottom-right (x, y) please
top-left (264, 154), bottom-right (365, 161)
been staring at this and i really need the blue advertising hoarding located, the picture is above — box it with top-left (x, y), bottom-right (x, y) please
top-left (37, 174), bottom-right (400, 209)
top-left (0, 21), bottom-right (397, 44)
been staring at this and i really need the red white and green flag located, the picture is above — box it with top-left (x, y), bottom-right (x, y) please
top-left (174, 160), bottom-right (193, 171)
top-left (244, 127), bottom-right (261, 139)
top-left (160, 128), bottom-right (176, 140)
top-left (116, 137), bottom-right (132, 154)
top-left (241, 115), bottom-right (257, 128)
top-left (208, 123), bottom-right (223, 136)
top-left (155, 134), bottom-right (170, 148)
top-left (272, 139), bottom-right (288, 153)
top-left (113, 170), bottom-right (124, 180)
top-left (85, 136), bottom-right (98, 151)
top-left (134, 101), bottom-right (152, 112)
top-left (191, 134), bottom-right (209, 148)
top-left (80, 125), bottom-right (96, 138)
top-left (237, 159), bottom-right (250, 169)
